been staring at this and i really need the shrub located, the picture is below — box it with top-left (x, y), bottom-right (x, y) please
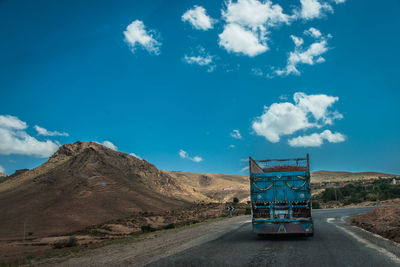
top-left (233, 197), bottom-right (239, 204)
top-left (245, 207), bottom-right (252, 215)
top-left (312, 201), bottom-right (321, 209)
top-left (141, 225), bottom-right (156, 233)
top-left (53, 236), bottom-right (77, 249)
top-left (163, 223), bottom-right (175, 230)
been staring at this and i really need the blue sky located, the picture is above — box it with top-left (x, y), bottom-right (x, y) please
top-left (0, 0), bottom-right (399, 175)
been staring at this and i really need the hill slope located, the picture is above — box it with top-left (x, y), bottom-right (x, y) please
top-left (164, 171), bottom-right (249, 202)
top-left (0, 142), bottom-right (209, 239)
top-left (311, 170), bottom-right (395, 183)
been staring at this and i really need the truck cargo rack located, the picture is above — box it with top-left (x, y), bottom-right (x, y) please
top-left (249, 154), bottom-right (309, 174)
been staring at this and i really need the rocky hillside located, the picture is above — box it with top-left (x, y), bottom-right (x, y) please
top-left (0, 142), bottom-right (210, 239)
top-left (164, 171), bottom-right (249, 203)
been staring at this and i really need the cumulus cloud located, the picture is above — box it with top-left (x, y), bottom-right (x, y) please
top-left (222, 0), bottom-right (290, 30)
top-left (219, 23), bottom-right (268, 57)
top-left (288, 130), bottom-right (346, 147)
top-left (179, 149), bottom-right (203, 162)
top-left (334, 0), bottom-right (346, 4)
top-left (275, 28), bottom-right (330, 76)
top-left (230, 129), bottom-right (242, 139)
top-left (218, 0), bottom-right (290, 57)
top-left (129, 152), bottom-right (142, 160)
top-left (101, 141), bottom-right (118, 151)
top-left (297, 0), bottom-right (333, 20)
top-left (251, 92), bottom-right (342, 143)
top-left (34, 125), bottom-right (69, 137)
top-left (124, 20), bottom-right (161, 55)
top-left (229, 144), bottom-right (236, 148)
top-left (0, 115), bottom-right (60, 157)
top-left (182, 5), bottom-right (215, 30)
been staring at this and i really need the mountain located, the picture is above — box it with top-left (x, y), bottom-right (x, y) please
top-left (0, 172), bottom-right (6, 177)
top-left (0, 142), bottom-right (209, 239)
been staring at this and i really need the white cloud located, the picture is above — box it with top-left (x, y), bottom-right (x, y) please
top-left (0, 115), bottom-right (27, 130)
top-left (304, 27), bottom-right (322, 39)
top-left (182, 5), bottom-right (215, 30)
top-left (192, 156), bottom-right (203, 162)
top-left (334, 0), bottom-right (346, 4)
top-left (219, 0), bottom-right (290, 57)
top-left (184, 55), bottom-right (213, 66)
top-left (279, 94), bottom-right (288, 100)
top-left (183, 46), bottom-right (216, 72)
top-left (101, 141), bottom-right (118, 151)
top-left (219, 23), bottom-right (268, 57)
top-left (294, 92), bottom-right (343, 124)
top-left (129, 152), bottom-right (142, 160)
top-left (297, 0), bottom-right (333, 20)
top-left (229, 144), bottom-right (236, 148)
top-left (222, 0), bottom-right (290, 30)
top-left (276, 29), bottom-right (330, 76)
top-left (179, 149), bottom-right (203, 162)
top-left (179, 149), bottom-right (188, 159)
top-left (241, 166), bottom-right (249, 172)
top-left (288, 130), bottom-right (346, 147)
top-left (252, 102), bottom-right (311, 142)
top-left (0, 165), bottom-right (5, 174)
top-left (252, 92), bottom-right (342, 143)
top-left (230, 129), bottom-right (242, 139)
top-left (0, 115), bottom-right (60, 158)
top-left (34, 125), bottom-right (69, 137)
top-left (291, 35), bottom-right (304, 47)
top-left (124, 20), bottom-right (161, 55)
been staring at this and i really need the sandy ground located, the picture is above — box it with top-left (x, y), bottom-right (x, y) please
top-left (34, 216), bottom-right (250, 266)
top-left (352, 205), bottom-right (400, 243)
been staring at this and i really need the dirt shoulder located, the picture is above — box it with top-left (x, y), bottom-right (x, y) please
top-left (352, 205), bottom-right (400, 243)
top-left (0, 203), bottom-right (248, 265)
top-left (34, 215), bottom-right (250, 266)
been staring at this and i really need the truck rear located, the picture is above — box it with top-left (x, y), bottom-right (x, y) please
top-left (249, 154), bottom-right (313, 236)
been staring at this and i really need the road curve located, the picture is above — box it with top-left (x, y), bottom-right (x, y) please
top-left (149, 207), bottom-right (400, 267)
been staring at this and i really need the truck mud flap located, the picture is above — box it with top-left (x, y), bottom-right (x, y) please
top-left (253, 222), bottom-right (313, 235)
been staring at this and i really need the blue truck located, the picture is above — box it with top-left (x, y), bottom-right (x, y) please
top-left (249, 155), bottom-right (313, 236)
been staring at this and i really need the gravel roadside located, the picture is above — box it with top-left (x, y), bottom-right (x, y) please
top-left (36, 215), bottom-right (250, 266)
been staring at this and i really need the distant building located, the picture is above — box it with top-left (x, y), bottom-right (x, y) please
top-left (391, 178), bottom-right (397, 185)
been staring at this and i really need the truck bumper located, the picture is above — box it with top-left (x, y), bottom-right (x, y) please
top-left (253, 221), bottom-right (313, 235)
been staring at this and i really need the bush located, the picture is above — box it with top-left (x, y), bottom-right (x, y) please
top-left (53, 236), bottom-right (77, 249)
top-left (312, 201), bottom-right (321, 209)
top-left (245, 207), bottom-right (252, 215)
top-left (141, 225), bottom-right (156, 233)
top-left (233, 197), bottom-right (239, 204)
top-left (163, 223), bottom-right (175, 230)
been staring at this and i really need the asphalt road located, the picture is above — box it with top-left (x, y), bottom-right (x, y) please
top-left (149, 207), bottom-right (400, 267)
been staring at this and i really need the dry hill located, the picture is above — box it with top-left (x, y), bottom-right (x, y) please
top-left (164, 171), bottom-right (249, 203)
top-left (311, 170), bottom-right (394, 183)
top-left (0, 142), bottom-right (210, 240)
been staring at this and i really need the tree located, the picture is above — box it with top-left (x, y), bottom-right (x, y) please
top-left (233, 197), bottom-right (239, 205)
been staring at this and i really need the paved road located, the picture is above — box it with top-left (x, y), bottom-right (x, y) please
top-left (150, 207), bottom-right (400, 267)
